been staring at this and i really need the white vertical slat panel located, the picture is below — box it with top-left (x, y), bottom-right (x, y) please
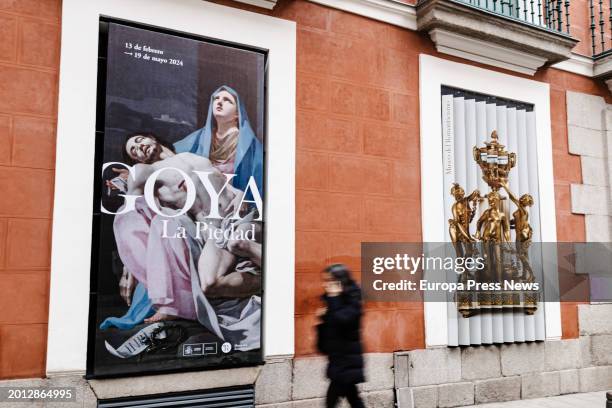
top-left (445, 91), bottom-right (546, 346)
top-left (503, 106), bottom-right (517, 343)
top-left (517, 110), bottom-right (530, 201)
top-left (533, 268), bottom-right (547, 340)
top-left (507, 107), bottom-right (519, 243)
top-left (475, 100), bottom-right (488, 229)
top-left (508, 107), bottom-right (525, 342)
top-left (442, 93), bottom-right (459, 347)
top-left (465, 97), bottom-right (482, 345)
top-left (527, 111), bottom-right (546, 341)
top-left (496, 105), bottom-right (508, 147)
top-left (491, 104), bottom-right (506, 344)
top-left (481, 101), bottom-right (497, 345)
top-left (516, 110), bottom-right (537, 341)
top-left (486, 102), bottom-right (497, 139)
top-left (525, 111), bottom-right (542, 242)
top-left (499, 105), bottom-right (512, 253)
top-left (453, 96), bottom-right (471, 346)
top-left (475, 99), bottom-right (490, 345)
top-left (465, 99), bottom-right (478, 202)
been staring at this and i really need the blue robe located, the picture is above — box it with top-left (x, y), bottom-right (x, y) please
top-left (174, 85), bottom-right (264, 197)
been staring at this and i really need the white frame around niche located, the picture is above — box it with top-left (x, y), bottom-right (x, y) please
top-left (46, 0), bottom-right (296, 375)
top-left (419, 54), bottom-right (561, 347)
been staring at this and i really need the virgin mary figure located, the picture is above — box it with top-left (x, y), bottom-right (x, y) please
top-left (175, 85), bottom-right (263, 199)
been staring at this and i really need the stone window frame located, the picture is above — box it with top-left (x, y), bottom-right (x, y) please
top-left (47, 0), bottom-right (296, 375)
top-left (419, 54), bottom-right (562, 347)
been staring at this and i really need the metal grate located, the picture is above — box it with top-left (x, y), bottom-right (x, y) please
top-left (437, 0), bottom-right (573, 35)
top-left (98, 386), bottom-right (254, 408)
top-left (589, 0), bottom-right (612, 57)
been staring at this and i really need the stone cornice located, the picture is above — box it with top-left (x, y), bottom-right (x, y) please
top-left (233, 0), bottom-right (278, 9)
top-left (308, 0), bottom-right (417, 29)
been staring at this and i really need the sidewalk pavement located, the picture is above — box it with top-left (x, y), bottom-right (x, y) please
top-left (463, 391), bottom-right (607, 408)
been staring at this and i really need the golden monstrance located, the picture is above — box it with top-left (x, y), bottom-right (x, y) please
top-left (449, 131), bottom-right (538, 317)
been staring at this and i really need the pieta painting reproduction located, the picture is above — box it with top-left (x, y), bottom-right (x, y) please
top-left (87, 20), bottom-right (265, 377)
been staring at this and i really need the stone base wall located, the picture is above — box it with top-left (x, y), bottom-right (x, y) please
top-left (395, 345), bottom-right (612, 407)
top-left (395, 303), bottom-right (612, 408)
top-left (0, 376), bottom-right (97, 408)
top-left (256, 353), bottom-right (395, 407)
top-left (0, 354), bottom-right (396, 408)
top-left (1, 304), bottom-right (609, 407)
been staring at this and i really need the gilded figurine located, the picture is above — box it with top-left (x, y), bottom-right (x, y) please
top-left (448, 183), bottom-right (481, 245)
top-left (452, 130), bottom-right (539, 316)
top-left (501, 181), bottom-right (534, 243)
top-left (474, 191), bottom-right (510, 243)
top-left (501, 181), bottom-right (535, 286)
top-left (449, 183), bottom-right (482, 317)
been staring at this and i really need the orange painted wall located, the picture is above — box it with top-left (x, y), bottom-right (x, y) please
top-left (269, 0), bottom-right (612, 356)
top-left (278, 1), bottom-right (427, 356)
top-left (0, 0), bottom-right (61, 379)
top-left (570, 0), bottom-right (593, 56)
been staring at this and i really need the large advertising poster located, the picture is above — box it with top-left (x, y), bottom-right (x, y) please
top-left (87, 21), bottom-right (265, 377)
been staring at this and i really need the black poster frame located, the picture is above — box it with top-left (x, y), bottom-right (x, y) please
top-left (86, 17), bottom-right (268, 379)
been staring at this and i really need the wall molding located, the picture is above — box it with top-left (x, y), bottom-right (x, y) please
top-left (430, 28), bottom-right (547, 75)
top-left (233, 0), bottom-right (278, 9)
top-left (552, 53), bottom-right (595, 77)
top-left (308, 0), bottom-right (417, 30)
top-left (418, 0), bottom-right (578, 76)
top-left (90, 367), bottom-right (261, 400)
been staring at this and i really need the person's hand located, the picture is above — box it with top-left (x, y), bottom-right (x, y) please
top-left (325, 280), bottom-right (342, 297)
top-left (119, 267), bottom-right (136, 306)
top-left (224, 190), bottom-right (247, 217)
top-left (105, 168), bottom-right (130, 191)
top-left (316, 306), bottom-right (327, 318)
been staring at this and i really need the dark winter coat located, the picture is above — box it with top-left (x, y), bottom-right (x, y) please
top-left (316, 285), bottom-right (365, 385)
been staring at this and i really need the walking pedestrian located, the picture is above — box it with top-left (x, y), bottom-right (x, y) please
top-left (316, 264), bottom-right (366, 408)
